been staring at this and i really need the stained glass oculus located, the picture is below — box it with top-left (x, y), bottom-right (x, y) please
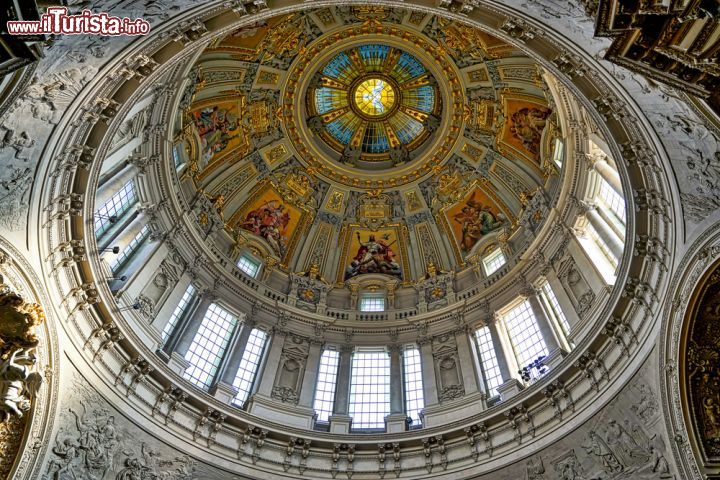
top-left (308, 44), bottom-right (441, 162)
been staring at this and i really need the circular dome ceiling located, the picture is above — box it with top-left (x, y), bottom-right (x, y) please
top-left (308, 44), bottom-right (441, 165)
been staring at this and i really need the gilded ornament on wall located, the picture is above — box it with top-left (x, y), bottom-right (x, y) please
top-left (0, 282), bottom-right (45, 479)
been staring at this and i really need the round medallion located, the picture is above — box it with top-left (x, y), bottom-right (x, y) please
top-left (352, 77), bottom-right (397, 118)
top-left (307, 43), bottom-right (442, 164)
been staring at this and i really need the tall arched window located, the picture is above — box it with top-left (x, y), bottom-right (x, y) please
top-left (313, 349), bottom-right (340, 423)
top-left (183, 303), bottom-right (238, 389)
top-left (502, 300), bottom-right (549, 378)
top-left (232, 328), bottom-right (268, 407)
top-left (473, 326), bottom-right (504, 397)
top-left (402, 345), bottom-right (424, 427)
top-left (349, 349), bottom-right (390, 430)
top-left (162, 284), bottom-right (196, 341)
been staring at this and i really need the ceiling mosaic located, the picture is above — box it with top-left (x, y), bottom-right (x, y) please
top-left (175, 6), bottom-right (562, 282)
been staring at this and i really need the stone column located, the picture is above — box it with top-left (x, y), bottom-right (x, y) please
top-left (585, 206), bottom-right (623, 262)
top-left (254, 329), bottom-right (286, 397)
top-left (487, 316), bottom-right (514, 382)
top-left (209, 317), bottom-right (255, 402)
top-left (162, 293), bottom-right (213, 373)
top-left (544, 270), bottom-right (580, 331)
top-left (418, 340), bottom-right (438, 406)
top-left (454, 328), bottom-right (479, 395)
top-left (489, 315), bottom-right (524, 401)
top-left (329, 345), bottom-right (353, 433)
top-left (591, 156), bottom-right (622, 195)
top-left (524, 290), bottom-right (561, 353)
top-left (151, 274), bottom-right (192, 334)
top-left (298, 341), bottom-right (324, 408)
top-left (386, 344), bottom-right (407, 433)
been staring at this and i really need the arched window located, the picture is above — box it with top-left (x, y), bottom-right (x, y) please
top-left (237, 253), bottom-right (262, 279)
top-left (183, 303), bottom-right (238, 389)
top-left (313, 349), bottom-right (340, 423)
top-left (94, 179), bottom-right (137, 238)
top-left (109, 225), bottom-right (150, 273)
top-left (402, 345), bottom-right (424, 427)
top-left (232, 328), bottom-right (268, 407)
top-left (502, 300), bottom-right (549, 377)
top-left (349, 349), bottom-right (390, 430)
top-left (473, 326), bottom-right (504, 397)
top-left (482, 248), bottom-right (506, 276)
top-left (162, 284), bottom-right (196, 341)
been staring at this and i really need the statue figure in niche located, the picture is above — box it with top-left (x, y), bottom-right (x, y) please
top-left (345, 233), bottom-right (402, 280)
top-left (240, 200), bottom-right (291, 257)
top-left (509, 106), bottom-right (550, 155)
top-left (452, 191), bottom-right (504, 252)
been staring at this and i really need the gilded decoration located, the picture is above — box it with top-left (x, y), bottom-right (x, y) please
top-left (684, 260), bottom-right (720, 462)
top-left (186, 96), bottom-right (251, 172)
top-left (228, 180), bottom-right (312, 266)
top-left (306, 44), bottom-right (441, 165)
top-left (337, 224), bottom-right (410, 283)
top-left (443, 186), bottom-right (506, 257)
top-left (498, 94), bottom-right (553, 166)
top-left (0, 282), bottom-right (45, 480)
top-left (282, 25), bottom-right (465, 189)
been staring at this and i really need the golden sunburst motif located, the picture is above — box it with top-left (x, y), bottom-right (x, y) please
top-left (353, 78), bottom-right (397, 117)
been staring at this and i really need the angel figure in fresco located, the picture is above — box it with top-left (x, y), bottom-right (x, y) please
top-left (452, 192), bottom-right (504, 252)
top-left (510, 106), bottom-right (551, 154)
top-left (344, 233), bottom-right (403, 280)
top-left (240, 200), bottom-right (291, 257)
top-left (192, 106), bottom-right (239, 165)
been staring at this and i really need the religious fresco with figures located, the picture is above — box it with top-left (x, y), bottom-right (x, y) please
top-left (499, 96), bottom-right (553, 165)
top-left (444, 187), bottom-right (506, 257)
top-left (339, 226), bottom-right (407, 282)
top-left (174, 5), bottom-right (555, 290)
top-left (231, 182), bottom-right (307, 263)
top-left (188, 97), bottom-right (249, 169)
top-left (5, 0), bottom-right (720, 478)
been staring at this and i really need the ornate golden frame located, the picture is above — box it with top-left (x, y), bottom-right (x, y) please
top-left (335, 222), bottom-right (410, 285)
top-left (227, 179), bottom-right (313, 268)
top-left (437, 178), bottom-right (515, 265)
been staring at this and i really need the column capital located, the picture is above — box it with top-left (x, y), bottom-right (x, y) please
top-left (387, 344), bottom-right (403, 355)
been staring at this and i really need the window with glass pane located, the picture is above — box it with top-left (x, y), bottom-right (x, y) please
top-left (173, 144), bottom-right (183, 168)
top-left (540, 280), bottom-right (570, 335)
top-left (483, 249), bottom-right (506, 276)
top-left (95, 180), bottom-right (137, 237)
top-left (313, 349), bottom-right (340, 422)
top-left (503, 300), bottom-right (549, 369)
top-left (109, 225), bottom-right (150, 273)
top-left (586, 221), bottom-right (618, 268)
top-left (553, 138), bottom-right (564, 167)
top-left (232, 328), bottom-right (268, 407)
top-left (349, 350), bottom-right (390, 429)
top-left (162, 284), bottom-right (196, 341)
top-left (237, 254), bottom-right (261, 278)
top-left (597, 178), bottom-right (626, 225)
top-left (474, 327), bottom-right (503, 396)
top-left (183, 304), bottom-right (237, 389)
top-left (359, 295), bottom-right (385, 312)
top-left (403, 346), bottom-right (424, 427)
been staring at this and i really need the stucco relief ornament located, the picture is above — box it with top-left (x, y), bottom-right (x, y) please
top-left (0, 283), bottom-right (45, 422)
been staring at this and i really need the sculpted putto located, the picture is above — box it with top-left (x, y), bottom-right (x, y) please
top-left (0, 286), bottom-right (45, 422)
top-left (0, 349), bottom-right (41, 421)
